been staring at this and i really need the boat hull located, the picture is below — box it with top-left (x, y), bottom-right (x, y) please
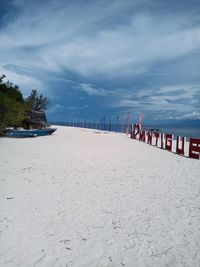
top-left (5, 128), bottom-right (57, 138)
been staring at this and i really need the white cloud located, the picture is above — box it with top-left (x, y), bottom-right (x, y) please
top-left (112, 99), bottom-right (140, 107)
top-left (111, 84), bottom-right (200, 114)
top-left (74, 83), bottom-right (109, 96)
top-left (68, 104), bottom-right (88, 110)
top-left (176, 111), bottom-right (200, 120)
top-left (47, 103), bottom-right (62, 115)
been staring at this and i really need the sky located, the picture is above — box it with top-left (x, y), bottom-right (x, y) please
top-left (0, 0), bottom-right (200, 124)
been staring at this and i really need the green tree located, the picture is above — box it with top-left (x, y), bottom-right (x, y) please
top-left (0, 75), bottom-right (26, 133)
top-left (0, 75), bottom-right (49, 134)
top-left (26, 89), bottom-right (49, 111)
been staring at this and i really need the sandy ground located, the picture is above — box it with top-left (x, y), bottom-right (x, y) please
top-left (0, 126), bottom-right (200, 267)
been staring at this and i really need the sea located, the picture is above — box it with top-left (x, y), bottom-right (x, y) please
top-left (51, 121), bottom-right (200, 139)
top-left (143, 125), bottom-right (200, 139)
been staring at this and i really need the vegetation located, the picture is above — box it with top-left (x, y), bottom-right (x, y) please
top-left (26, 89), bottom-right (49, 111)
top-left (0, 74), bottom-right (48, 135)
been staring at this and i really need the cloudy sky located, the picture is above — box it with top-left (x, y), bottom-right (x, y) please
top-left (0, 0), bottom-right (200, 123)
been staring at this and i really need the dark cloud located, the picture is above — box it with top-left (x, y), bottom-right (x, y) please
top-left (0, 0), bottom-right (21, 28)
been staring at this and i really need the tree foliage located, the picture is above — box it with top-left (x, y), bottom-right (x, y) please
top-left (26, 89), bottom-right (49, 111)
top-left (0, 75), bottom-right (26, 133)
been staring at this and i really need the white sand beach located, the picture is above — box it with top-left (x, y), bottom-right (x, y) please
top-left (0, 126), bottom-right (200, 267)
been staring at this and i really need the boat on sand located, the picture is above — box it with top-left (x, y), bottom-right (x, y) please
top-left (5, 128), bottom-right (57, 138)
